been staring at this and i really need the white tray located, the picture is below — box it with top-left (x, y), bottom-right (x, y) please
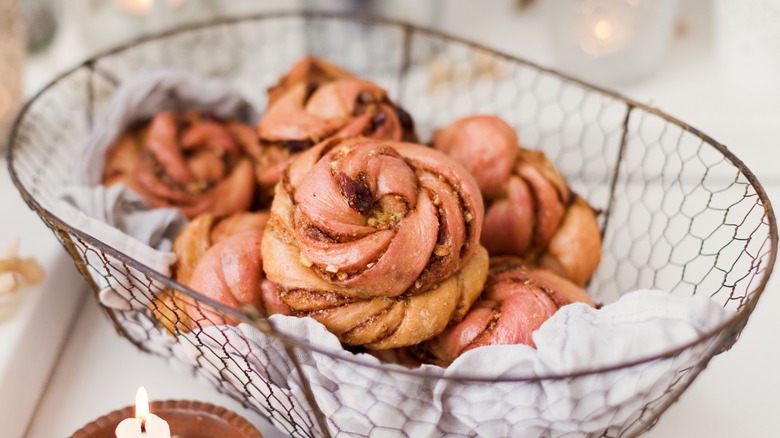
top-left (0, 160), bottom-right (86, 438)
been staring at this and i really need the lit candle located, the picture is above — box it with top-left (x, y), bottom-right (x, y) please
top-left (113, 0), bottom-right (187, 16)
top-left (115, 387), bottom-right (171, 438)
top-left (114, 0), bottom-right (154, 15)
top-left (576, 0), bottom-right (629, 56)
top-left (542, 0), bottom-right (678, 86)
top-left (0, 0), bottom-right (25, 143)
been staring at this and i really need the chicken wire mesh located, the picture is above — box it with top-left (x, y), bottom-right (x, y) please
top-left (6, 12), bottom-right (777, 438)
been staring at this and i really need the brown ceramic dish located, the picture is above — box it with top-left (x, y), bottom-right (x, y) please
top-left (71, 400), bottom-right (263, 438)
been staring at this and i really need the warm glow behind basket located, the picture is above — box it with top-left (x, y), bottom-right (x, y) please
top-left (7, 13), bottom-right (777, 438)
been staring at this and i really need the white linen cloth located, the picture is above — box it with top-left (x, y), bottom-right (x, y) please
top-left (161, 289), bottom-right (732, 437)
top-left (55, 70), bottom-right (258, 309)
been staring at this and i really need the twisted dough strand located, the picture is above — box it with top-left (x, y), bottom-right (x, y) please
top-left (252, 57), bottom-right (418, 206)
top-left (153, 212), bottom-right (289, 334)
top-left (103, 111), bottom-right (256, 218)
top-left (262, 137), bottom-right (489, 349)
top-left (412, 257), bottom-right (595, 367)
top-left (433, 115), bottom-right (602, 286)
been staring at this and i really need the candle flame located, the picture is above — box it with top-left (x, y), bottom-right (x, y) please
top-left (594, 19), bottom-right (614, 41)
top-left (114, 0), bottom-right (153, 15)
top-left (135, 386), bottom-right (150, 423)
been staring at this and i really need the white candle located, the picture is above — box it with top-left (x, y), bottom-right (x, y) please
top-left (115, 414), bottom-right (170, 437)
top-left (114, 0), bottom-right (154, 15)
top-left (115, 417), bottom-right (143, 437)
top-left (115, 387), bottom-right (171, 438)
top-left (114, 0), bottom-right (187, 15)
top-left (577, 1), bottom-right (628, 56)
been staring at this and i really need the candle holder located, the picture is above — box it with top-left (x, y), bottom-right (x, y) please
top-left (71, 400), bottom-right (263, 438)
top-left (22, 0), bottom-right (58, 53)
top-left (0, 0), bottom-right (25, 147)
top-left (74, 0), bottom-right (220, 54)
top-left (540, 0), bottom-right (679, 86)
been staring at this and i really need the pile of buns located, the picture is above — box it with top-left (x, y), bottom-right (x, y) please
top-left (102, 57), bottom-right (602, 367)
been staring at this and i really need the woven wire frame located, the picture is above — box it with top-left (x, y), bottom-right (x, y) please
top-left (6, 12), bottom-right (777, 438)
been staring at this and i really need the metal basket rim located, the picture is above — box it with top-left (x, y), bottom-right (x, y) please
top-left (5, 10), bottom-right (778, 383)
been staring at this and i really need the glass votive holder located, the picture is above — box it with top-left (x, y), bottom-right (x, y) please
top-left (0, 0), bottom-right (25, 149)
top-left (74, 0), bottom-right (220, 55)
top-left (540, 0), bottom-right (679, 87)
top-left (22, 0), bottom-right (59, 53)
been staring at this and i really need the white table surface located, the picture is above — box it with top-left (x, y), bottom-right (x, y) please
top-left (0, 165), bottom-right (86, 438)
top-left (6, 0), bottom-right (779, 437)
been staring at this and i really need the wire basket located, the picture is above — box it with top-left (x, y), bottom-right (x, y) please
top-left (6, 12), bottom-right (777, 437)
